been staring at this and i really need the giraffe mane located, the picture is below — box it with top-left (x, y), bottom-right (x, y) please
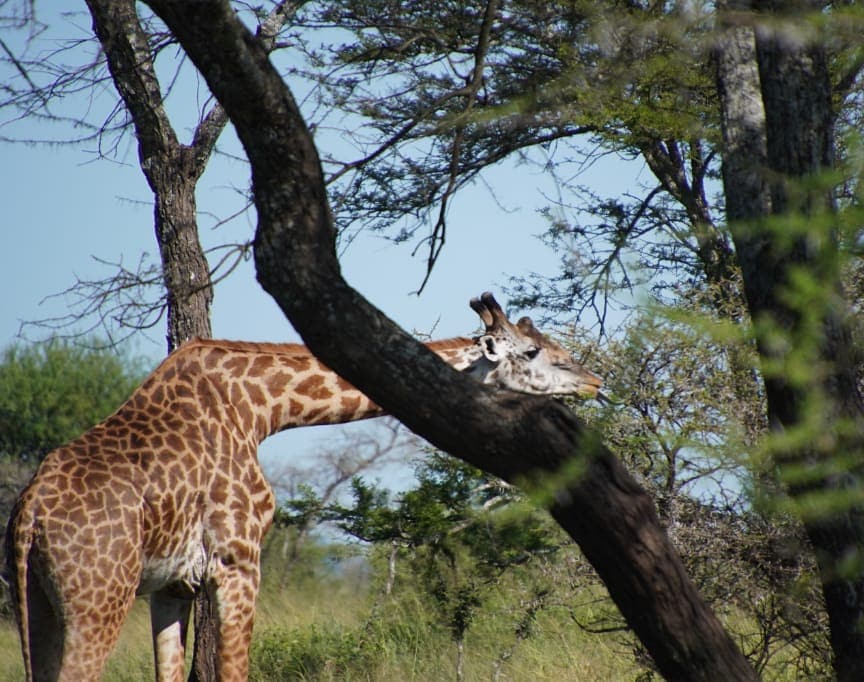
top-left (184, 336), bottom-right (474, 356)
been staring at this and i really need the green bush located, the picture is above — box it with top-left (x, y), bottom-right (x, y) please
top-left (250, 623), bottom-right (383, 681)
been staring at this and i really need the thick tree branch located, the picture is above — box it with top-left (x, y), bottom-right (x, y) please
top-left (143, 1), bottom-right (757, 679)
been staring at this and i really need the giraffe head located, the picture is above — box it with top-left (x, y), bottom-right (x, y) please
top-left (466, 292), bottom-right (603, 398)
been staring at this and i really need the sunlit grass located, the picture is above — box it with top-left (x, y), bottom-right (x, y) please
top-left (0, 546), bottom-right (820, 681)
top-left (0, 620), bottom-right (24, 682)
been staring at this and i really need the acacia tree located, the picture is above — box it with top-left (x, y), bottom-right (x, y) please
top-left (143, 0), bottom-right (759, 678)
top-left (289, 0), bottom-right (742, 315)
top-left (81, 4), bottom-right (305, 678)
top-left (326, 454), bottom-right (561, 681)
top-left (84, 0), bottom-right (218, 352)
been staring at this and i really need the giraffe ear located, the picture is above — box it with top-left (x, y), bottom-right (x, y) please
top-left (478, 335), bottom-right (502, 362)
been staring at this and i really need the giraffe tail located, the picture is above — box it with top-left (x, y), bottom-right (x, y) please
top-left (4, 496), bottom-right (35, 682)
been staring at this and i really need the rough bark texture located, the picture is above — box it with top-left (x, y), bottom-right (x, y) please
top-left (85, 0), bottom-right (217, 355)
top-left (716, 3), bottom-right (864, 679)
top-left (143, 1), bottom-right (759, 679)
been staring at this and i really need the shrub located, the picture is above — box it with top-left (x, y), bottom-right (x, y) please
top-left (250, 623), bottom-right (383, 681)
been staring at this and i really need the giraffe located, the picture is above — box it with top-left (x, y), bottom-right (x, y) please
top-left (4, 292), bottom-right (602, 681)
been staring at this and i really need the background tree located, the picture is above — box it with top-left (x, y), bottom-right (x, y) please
top-left (0, 2), bottom-right (299, 350)
top-left (266, 420), bottom-right (412, 588)
top-left (569, 308), bottom-right (831, 676)
top-left (330, 453), bottom-right (562, 682)
top-left (715, 3), bottom-right (864, 679)
top-left (287, 0), bottom-right (739, 314)
top-left (0, 338), bottom-right (147, 463)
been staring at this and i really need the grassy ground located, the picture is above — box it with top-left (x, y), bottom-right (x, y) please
top-left (0, 563), bottom-right (639, 681)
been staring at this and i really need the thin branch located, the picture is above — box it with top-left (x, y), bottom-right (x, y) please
top-left (414, 0), bottom-right (500, 294)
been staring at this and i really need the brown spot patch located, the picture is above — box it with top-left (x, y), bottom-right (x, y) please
top-left (340, 395), bottom-right (362, 415)
top-left (270, 404), bottom-right (283, 428)
top-left (295, 375), bottom-right (333, 401)
top-left (282, 356), bottom-right (312, 372)
top-left (165, 433), bottom-right (184, 453)
top-left (266, 372), bottom-right (291, 398)
top-left (204, 349), bottom-right (223, 370)
top-left (249, 356), bottom-right (275, 377)
top-left (211, 476), bottom-right (230, 505)
top-left (224, 356), bottom-right (249, 375)
top-left (305, 406), bottom-right (328, 423)
top-left (244, 381), bottom-right (267, 407)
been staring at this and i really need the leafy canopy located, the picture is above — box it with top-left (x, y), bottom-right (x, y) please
top-left (0, 338), bottom-right (149, 461)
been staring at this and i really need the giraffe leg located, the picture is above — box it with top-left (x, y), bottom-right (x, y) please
top-left (51, 591), bottom-right (137, 682)
top-left (208, 558), bottom-right (261, 682)
top-left (18, 557), bottom-right (136, 682)
top-left (150, 590), bottom-right (193, 682)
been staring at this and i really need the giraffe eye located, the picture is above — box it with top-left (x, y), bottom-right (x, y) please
top-left (525, 347), bottom-right (541, 360)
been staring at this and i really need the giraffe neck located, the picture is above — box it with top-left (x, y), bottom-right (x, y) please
top-left (141, 337), bottom-right (481, 443)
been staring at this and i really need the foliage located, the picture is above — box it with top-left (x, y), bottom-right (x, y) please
top-left (0, 337), bottom-right (149, 463)
top-left (256, 290), bottom-right (836, 677)
top-left (290, 0), bottom-right (741, 306)
top-left (557, 303), bottom-right (832, 676)
top-left (282, 452), bottom-right (568, 677)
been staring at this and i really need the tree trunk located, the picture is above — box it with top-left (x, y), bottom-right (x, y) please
top-left (85, 3), bottom-right (317, 679)
top-left (143, 2), bottom-right (759, 679)
top-left (150, 164), bottom-right (214, 352)
top-left (84, 0), bottom-right (216, 356)
top-left (190, 581), bottom-right (220, 682)
top-left (716, 3), bottom-right (864, 679)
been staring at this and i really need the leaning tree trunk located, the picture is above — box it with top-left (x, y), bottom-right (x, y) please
top-left (144, 2), bottom-right (760, 679)
top-left (715, 3), bottom-right (864, 680)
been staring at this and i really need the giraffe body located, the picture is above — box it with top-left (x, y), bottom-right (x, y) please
top-left (5, 293), bottom-right (602, 681)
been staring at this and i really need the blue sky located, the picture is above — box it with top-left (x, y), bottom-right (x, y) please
top-left (0, 7), bottom-right (638, 491)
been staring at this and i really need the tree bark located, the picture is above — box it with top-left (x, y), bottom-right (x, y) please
top-left (142, 2), bottom-right (758, 679)
top-left (84, 0), bottom-right (217, 355)
top-left (715, 3), bottom-right (864, 679)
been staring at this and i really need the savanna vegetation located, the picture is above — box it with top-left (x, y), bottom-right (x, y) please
top-left (3, 0), bottom-right (864, 679)
top-left (0, 320), bottom-right (831, 679)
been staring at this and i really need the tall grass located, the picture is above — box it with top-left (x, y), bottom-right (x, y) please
top-left (0, 546), bottom-right (638, 681)
top-left (2, 539), bottom-right (811, 680)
